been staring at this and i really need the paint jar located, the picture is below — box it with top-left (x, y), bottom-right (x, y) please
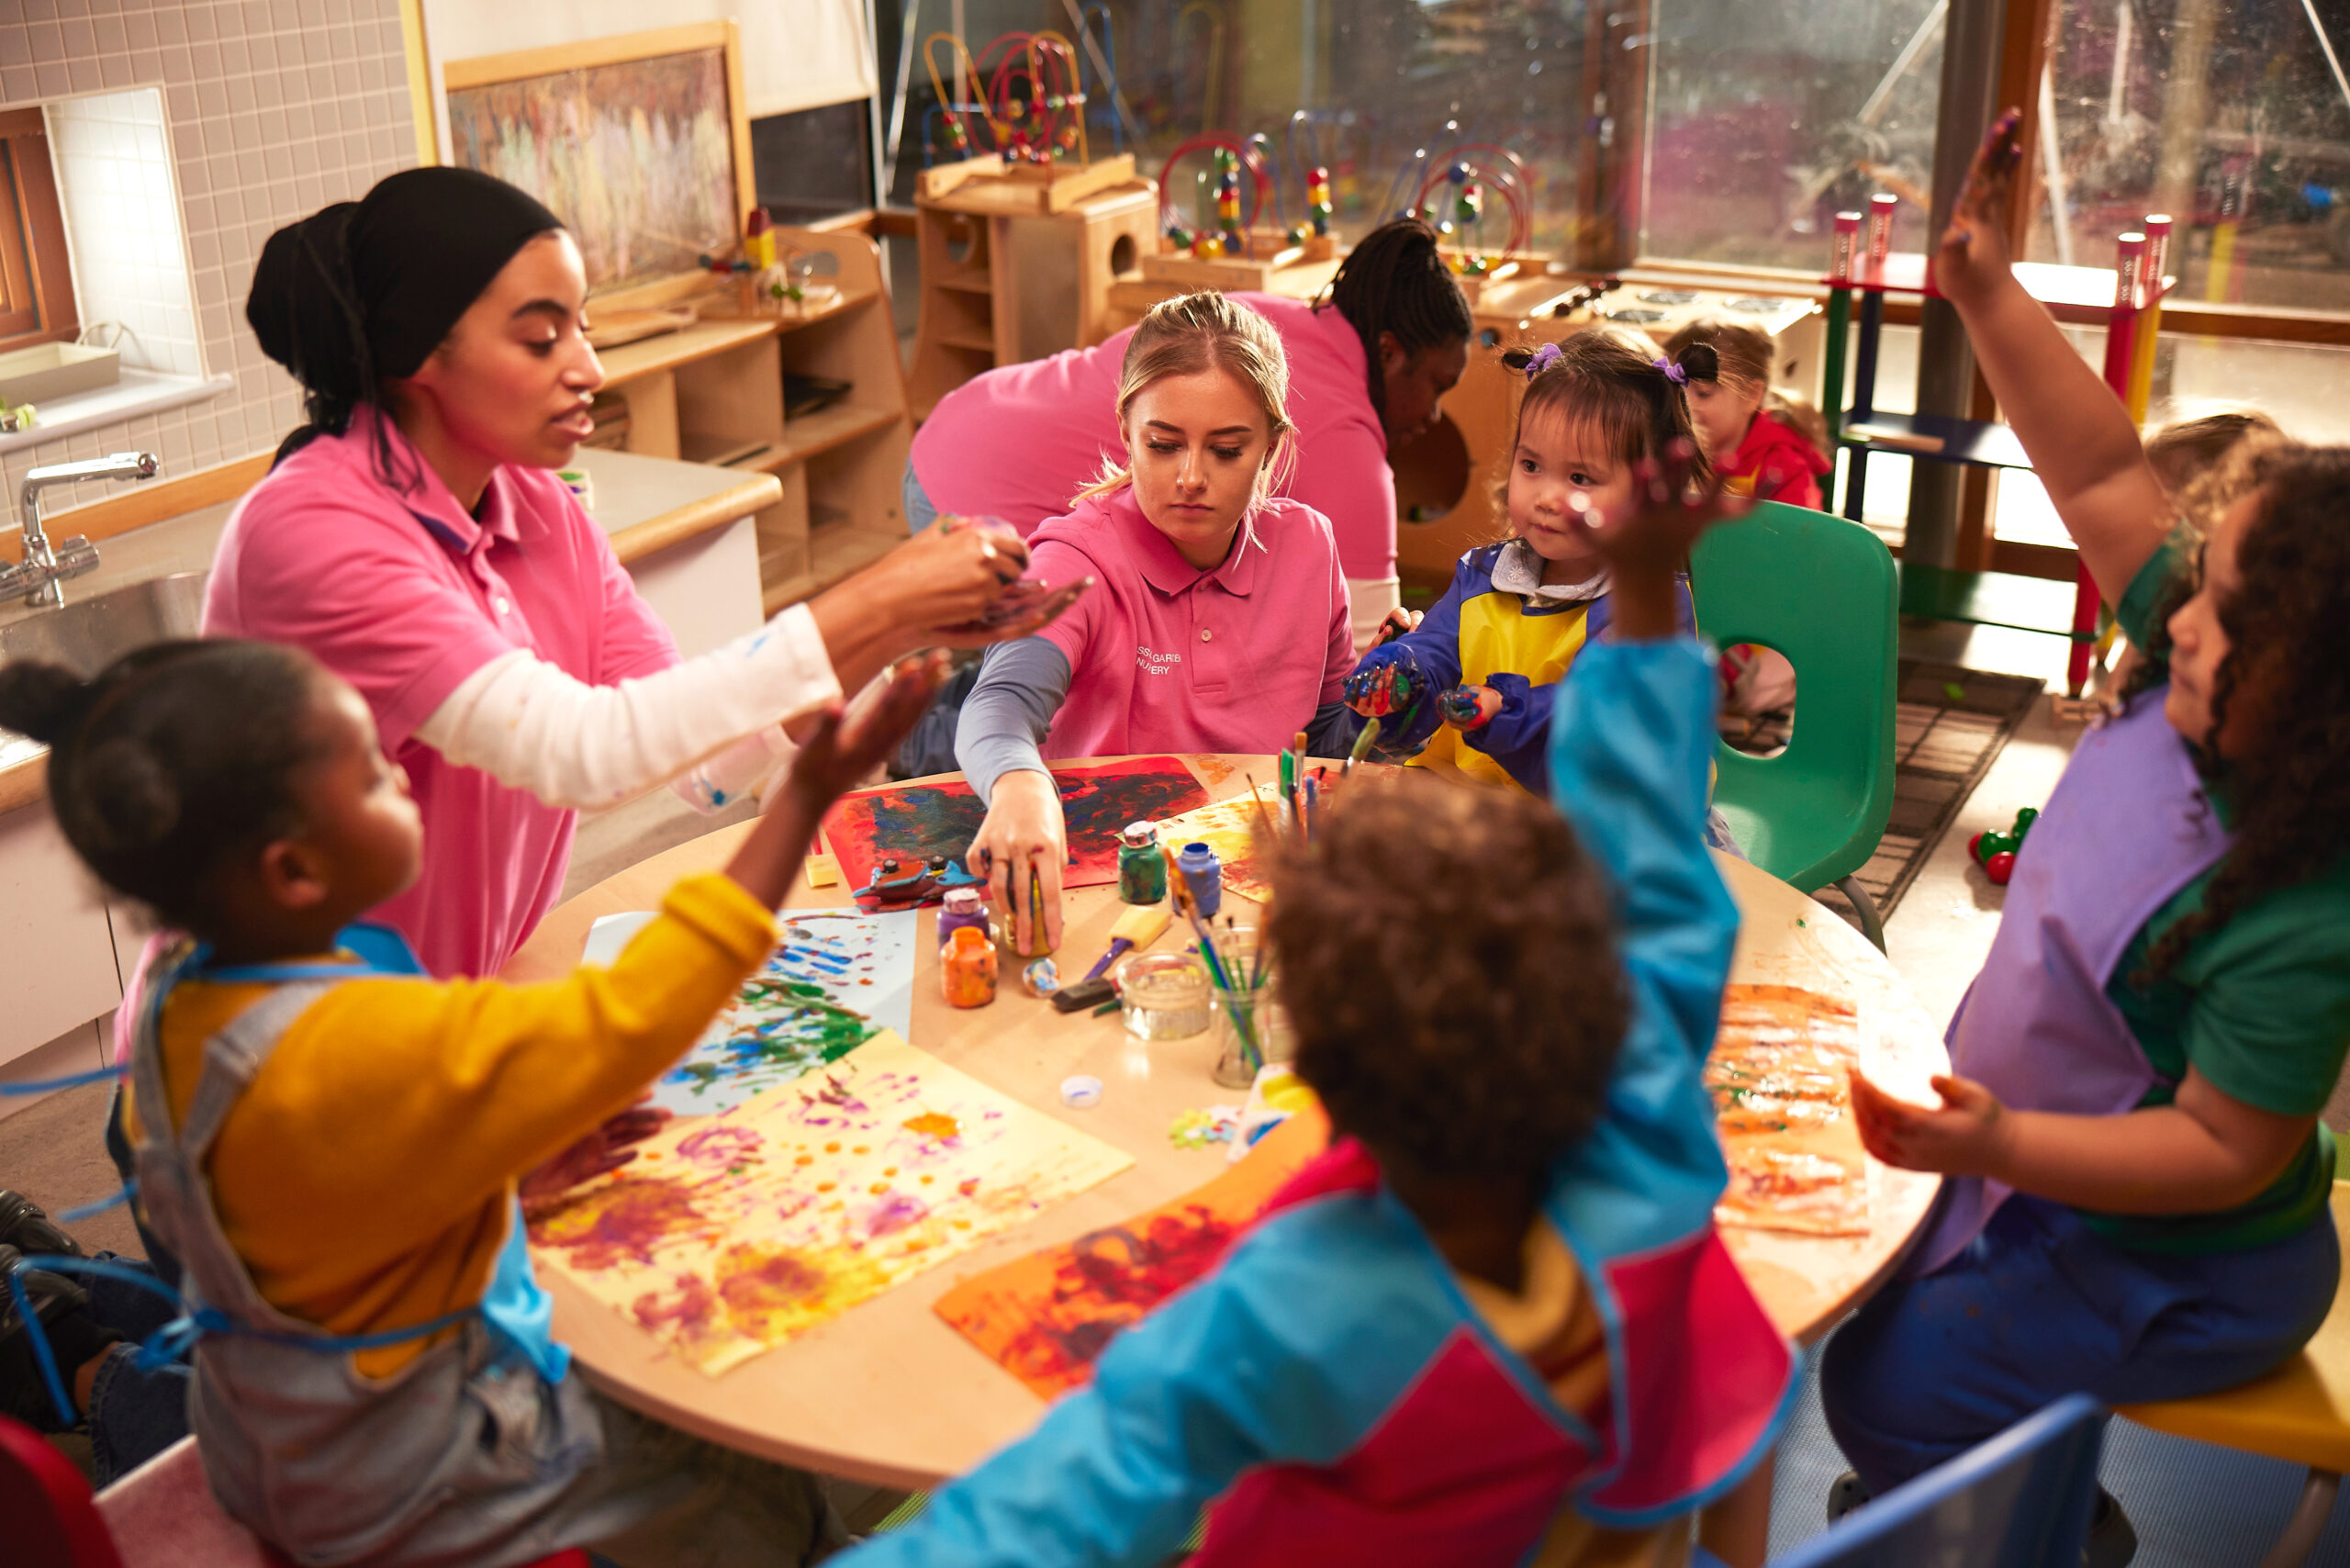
top-left (1176, 842), bottom-right (1223, 921)
top-left (1119, 953), bottom-right (1212, 1041)
top-left (996, 865), bottom-right (1058, 959)
top-left (941, 925), bottom-right (998, 1008)
top-left (936, 887), bottom-right (989, 946)
top-left (1208, 927), bottom-right (1274, 1089)
top-left (1116, 822), bottom-right (1167, 905)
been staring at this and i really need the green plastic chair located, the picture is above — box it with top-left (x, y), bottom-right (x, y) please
top-left (1691, 498), bottom-right (1898, 950)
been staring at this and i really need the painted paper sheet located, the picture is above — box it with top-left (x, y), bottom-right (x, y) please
top-left (935, 1104), bottom-right (1329, 1397)
top-left (1147, 783), bottom-right (1285, 904)
top-left (1707, 984), bottom-right (1871, 1236)
top-left (822, 757), bottom-right (1212, 895)
top-left (585, 909), bottom-right (919, 1117)
top-left (528, 1030), bottom-right (1134, 1375)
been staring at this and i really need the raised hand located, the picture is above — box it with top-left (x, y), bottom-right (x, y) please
top-left (1935, 106), bottom-right (2025, 308)
top-left (784, 651), bottom-right (954, 806)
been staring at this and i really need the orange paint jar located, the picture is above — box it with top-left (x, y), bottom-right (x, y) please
top-left (941, 924), bottom-right (999, 1008)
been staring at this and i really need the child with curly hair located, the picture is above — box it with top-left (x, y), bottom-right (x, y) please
top-left (1822, 111), bottom-right (2350, 1562)
top-left (0, 638), bottom-right (945, 1567)
top-left (840, 456), bottom-right (1796, 1568)
top-left (1341, 328), bottom-right (1702, 796)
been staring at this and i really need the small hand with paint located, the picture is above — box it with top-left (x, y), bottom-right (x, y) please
top-left (1936, 106), bottom-right (2025, 309)
top-left (1570, 438), bottom-right (1747, 640)
top-left (782, 651), bottom-right (952, 806)
top-left (1343, 650), bottom-right (1426, 719)
top-left (1438, 684), bottom-right (1499, 731)
top-left (1372, 606), bottom-right (1422, 646)
top-left (1849, 1067), bottom-right (2012, 1179)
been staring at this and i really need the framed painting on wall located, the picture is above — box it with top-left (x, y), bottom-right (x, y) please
top-left (442, 21), bottom-right (755, 307)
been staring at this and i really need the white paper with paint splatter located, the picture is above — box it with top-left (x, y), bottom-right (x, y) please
top-left (584, 907), bottom-right (920, 1116)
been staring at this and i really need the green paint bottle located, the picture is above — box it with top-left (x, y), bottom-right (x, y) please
top-left (1117, 822), bottom-right (1168, 905)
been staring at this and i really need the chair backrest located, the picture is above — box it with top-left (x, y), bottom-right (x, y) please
top-left (1690, 498), bottom-right (1898, 890)
top-left (0, 1413), bottom-right (127, 1568)
top-left (1776, 1394), bottom-right (2108, 1568)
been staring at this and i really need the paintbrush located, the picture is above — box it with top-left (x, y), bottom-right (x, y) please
top-left (1346, 716), bottom-right (1382, 772)
top-left (1173, 876), bottom-right (1258, 1059)
top-left (1083, 903), bottom-right (1171, 982)
top-left (1240, 772), bottom-right (1279, 843)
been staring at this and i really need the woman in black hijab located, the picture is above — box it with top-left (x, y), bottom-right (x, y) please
top-left (206, 166), bottom-right (1073, 980)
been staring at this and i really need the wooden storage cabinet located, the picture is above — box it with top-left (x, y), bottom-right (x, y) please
top-left (592, 226), bottom-right (913, 615)
top-left (0, 800), bottom-right (121, 1067)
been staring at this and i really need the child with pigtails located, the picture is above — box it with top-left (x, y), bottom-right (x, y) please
top-left (1342, 328), bottom-right (1704, 798)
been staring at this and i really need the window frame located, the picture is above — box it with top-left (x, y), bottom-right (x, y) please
top-left (0, 106), bottom-right (79, 360)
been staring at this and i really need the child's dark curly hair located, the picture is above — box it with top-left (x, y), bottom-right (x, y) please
top-left (2121, 443), bottom-right (2350, 980)
top-left (0, 639), bottom-right (327, 933)
top-left (1265, 772), bottom-right (1627, 1179)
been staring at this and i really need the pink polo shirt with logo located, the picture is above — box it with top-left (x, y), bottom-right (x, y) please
top-left (203, 411), bottom-right (679, 979)
top-left (1025, 486), bottom-right (1355, 757)
top-left (910, 292), bottom-right (1397, 582)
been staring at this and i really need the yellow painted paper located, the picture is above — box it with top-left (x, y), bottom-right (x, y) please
top-left (1150, 783), bottom-right (1285, 903)
top-left (527, 1030), bottom-right (1135, 1375)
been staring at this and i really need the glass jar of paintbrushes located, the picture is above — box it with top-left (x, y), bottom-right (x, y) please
top-left (1204, 924), bottom-right (1281, 1089)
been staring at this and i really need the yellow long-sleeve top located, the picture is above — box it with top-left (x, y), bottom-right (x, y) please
top-left (122, 871), bottom-right (775, 1377)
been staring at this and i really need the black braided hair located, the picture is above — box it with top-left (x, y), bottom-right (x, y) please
top-left (0, 641), bottom-right (328, 935)
top-left (1317, 218), bottom-right (1473, 420)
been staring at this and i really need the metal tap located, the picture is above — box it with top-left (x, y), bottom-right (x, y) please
top-left (5, 452), bottom-right (157, 607)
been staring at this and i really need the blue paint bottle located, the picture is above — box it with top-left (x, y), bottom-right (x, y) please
top-left (1176, 842), bottom-right (1223, 921)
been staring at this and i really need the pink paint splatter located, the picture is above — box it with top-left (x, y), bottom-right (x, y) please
top-left (678, 1126), bottom-right (765, 1167)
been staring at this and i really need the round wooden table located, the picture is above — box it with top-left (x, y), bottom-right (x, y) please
top-left (507, 754), bottom-right (1949, 1491)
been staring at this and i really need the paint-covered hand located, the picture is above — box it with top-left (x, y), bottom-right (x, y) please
top-left (1438, 683), bottom-right (1500, 730)
top-left (968, 768), bottom-right (1067, 956)
top-left (1574, 439), bottom-right (1746, 640)
top-left (520, 1098), bottom-right (672, 1217)
top-left (1342, 647), bottom-right (1427, 720)
top-left (1936, 106), bottom-right (2025, 308)
top-left (928, 574), bottom-right (1094, 649)
top-left (1849, 1067), bottom-right (2012, 1179)
top-left (844, 515), bottom-right (1037, 651)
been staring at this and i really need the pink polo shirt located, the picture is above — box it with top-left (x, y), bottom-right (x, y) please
top-left (203, 412), bottom-right (678, 978)
top-left (1027, 487), bottom-right (1354, 758)
top-left (911, 293), bottom-right (1398, 581)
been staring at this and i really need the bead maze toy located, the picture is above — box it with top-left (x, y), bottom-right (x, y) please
top-left (906, 24), bottom-right (1158, 416)
top-left (1139, 131), bottom-right (1329, 291)
top-left (1411, 147), bottom-right (1533, 303)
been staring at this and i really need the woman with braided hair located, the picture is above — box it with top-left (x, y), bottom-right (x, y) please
top-left (906, 218), bottom-right (1472, 647)
top-left (1820, 111), bottom-right (2350, 1565)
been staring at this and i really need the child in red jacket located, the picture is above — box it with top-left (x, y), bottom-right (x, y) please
top-left (1665, 319), bottom-right (1833, 510)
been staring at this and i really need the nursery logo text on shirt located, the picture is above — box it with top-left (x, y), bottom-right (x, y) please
top-left (1136, 646), bottom-right (1181, 677)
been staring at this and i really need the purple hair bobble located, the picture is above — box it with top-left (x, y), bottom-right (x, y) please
top-left (1653, 355), bottom-right (1689, 386)
top-left (1523, 342), bottom-right (1564, 377)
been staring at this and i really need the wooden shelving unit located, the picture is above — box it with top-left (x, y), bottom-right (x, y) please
top-left (591, 225), bottom-right (913, 615)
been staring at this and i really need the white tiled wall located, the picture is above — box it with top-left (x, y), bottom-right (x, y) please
top-left (45, 86), bottom-right (202, 378)
top-left (0, 0), bottom-right (419, 527)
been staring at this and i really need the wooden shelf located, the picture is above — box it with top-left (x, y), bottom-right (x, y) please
top-left (938, 331), bottom-right (997, 353)
top-left (934, 273), bottom-right (992, 296)
top-left (772, 403), bottom-right (900, 466)
top-left (1899, 563), bottom-right (2093, 641)
top-left (597, 317), bottom-right (777, 386)
top-left (761, 523), bottom-right (901, 614)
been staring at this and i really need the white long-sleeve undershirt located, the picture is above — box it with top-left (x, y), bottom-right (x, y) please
top-left (411, 604), bottom-right (840, 812)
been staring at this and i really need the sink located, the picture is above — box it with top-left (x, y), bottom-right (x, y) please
top-left (0, 572), bottom-right (209, 677)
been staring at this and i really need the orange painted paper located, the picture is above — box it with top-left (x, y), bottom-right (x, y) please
top-left (936, 1103), bottom-right (1330, 1398)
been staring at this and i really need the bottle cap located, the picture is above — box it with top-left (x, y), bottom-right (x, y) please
top-left (942, 887), bottom-right (982, 915)
top-left (1059, 1075), bottom-right (1103, 1108)
top-left (1121, 822), bottom-right (1158, 847)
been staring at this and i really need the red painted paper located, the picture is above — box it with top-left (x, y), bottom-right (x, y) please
top-left (822, 756), bottom-right (1212, 895)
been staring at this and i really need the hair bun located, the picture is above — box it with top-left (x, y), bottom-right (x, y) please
top-left (0, 661), bottom-right (96, 745)
top-left (1675, 342), bottom-right (1721, 382)
top-left (77, 737), bottom-right (180, 854)
top-left (246, 203), bottom-right (365, 403)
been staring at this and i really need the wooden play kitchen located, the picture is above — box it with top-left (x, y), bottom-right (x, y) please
top-left (443, 23), bottom-right (916, 615)
top-left (507, 753), bottom-right (1949, 1490)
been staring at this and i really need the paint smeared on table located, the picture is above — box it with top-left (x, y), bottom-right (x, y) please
top-left (530, 1030), bottom-right (1134, 1375)
top-left (936, 1104), bottom-right (1329, 1398)
top-left (822, 757), bottom-right (1213, 896)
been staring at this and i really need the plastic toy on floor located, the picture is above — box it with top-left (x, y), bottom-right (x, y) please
top-left (1968, 806), bottom-right (2039, 886)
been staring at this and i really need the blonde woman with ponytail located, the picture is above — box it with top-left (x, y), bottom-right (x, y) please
top-left (957, 292), bottom-right (1360, 953)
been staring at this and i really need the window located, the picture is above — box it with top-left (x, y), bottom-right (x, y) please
top-left (0, 106), bottom-right (78, 356)
top-left (2031, 0), bottom-right (2350, 311)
